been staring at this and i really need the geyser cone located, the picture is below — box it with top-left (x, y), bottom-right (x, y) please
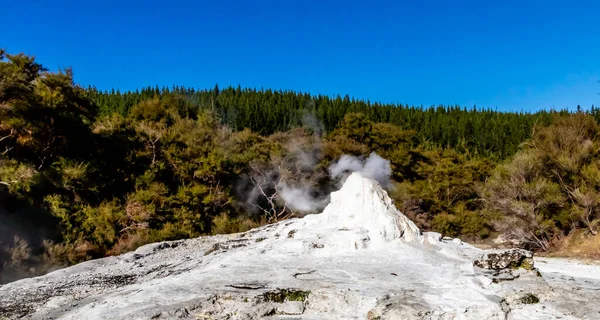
top-left (321, 172), bottom-right (423, 245)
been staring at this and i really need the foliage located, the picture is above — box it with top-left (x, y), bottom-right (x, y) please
top-left (388, 147), bottom-right (493, 237)
top-left (483, 113), bottom-right (600, 250)
top-left (87, 84), bottom-right (558, 160)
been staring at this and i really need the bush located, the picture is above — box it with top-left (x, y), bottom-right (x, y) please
top-left (483, 114), bottom-right (600, 250)
top-left (431, 210), bottom-right (490, 239)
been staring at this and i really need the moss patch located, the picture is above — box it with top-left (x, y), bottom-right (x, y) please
top-left (263, 289), bottom-right (310, 303)
top-left (516, 257), bottom-right (535, 271)
top-left (505, 257), bottom-right (535, 271)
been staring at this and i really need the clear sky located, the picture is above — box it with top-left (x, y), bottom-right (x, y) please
top-left (2, 0), bottom-right (599, 111)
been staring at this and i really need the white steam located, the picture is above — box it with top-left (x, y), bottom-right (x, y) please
top-left (279, 183), bottom-right (329, 212)
top-left (329, 155), bottom-right (363, 178)
top-left (329, 152), bottom-right (392, 188)
top-left (361, 153), bottom-right (393, 187)
top-left (243, 115), bottom-right (394, 216)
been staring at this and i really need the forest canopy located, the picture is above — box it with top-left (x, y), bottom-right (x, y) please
top-left (1, 50), bottom-right (599, 283)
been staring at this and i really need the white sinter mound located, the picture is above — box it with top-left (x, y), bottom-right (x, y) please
top-left (322, 172), bottom-right (422, 244)
top-left (1, 172), bottom-right (599, 320)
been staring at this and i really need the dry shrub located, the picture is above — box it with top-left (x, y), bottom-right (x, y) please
top-left (7, 236), bottom-right (32, 266)
top-left (122, 199), bottom-right (151, 233)
top-left (483, 114), bottom-right (600, 251)
top-left (212, 213), bottom-right (263, 235)
top-left (483, 151), bottom-right (564, 250)
top-left (1, 237), bottom-right (37, 283)
top-left (109, 231), bottom-right (152, 256)
top-left (41, 239), bottom-right (101, 267)
top-left (533, 113), bottom-right (599, 173)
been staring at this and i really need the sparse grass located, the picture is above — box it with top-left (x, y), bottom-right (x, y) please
top-left (545, 230), bottom-right (600, 261)
top-left (108, 232), bottom-right (152, 256)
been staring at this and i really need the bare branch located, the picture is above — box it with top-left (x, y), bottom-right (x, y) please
top-left (0, 129), bottom-right (14, 143)
top-left (0, 180), bottom-right (19, 186)
top-left (248, 163), bottom-right (294, 223)
top-left (2, 146), bottom-right (13, 156)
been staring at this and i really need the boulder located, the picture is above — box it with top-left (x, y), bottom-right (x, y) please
top-left (473, 249), bottom-right (535, 270)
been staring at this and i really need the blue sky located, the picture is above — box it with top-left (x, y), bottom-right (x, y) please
top-left (2, 0), bottom-right (599, 111)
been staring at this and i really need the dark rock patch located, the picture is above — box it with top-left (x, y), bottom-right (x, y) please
top-left (519, 293), bottom-right (540, 304)
top-left (474, 249), bottom-right (535, 271)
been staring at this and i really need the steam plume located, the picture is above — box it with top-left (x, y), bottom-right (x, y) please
top-left (279, 183), bottom-right (329, 212)
top-left (329, 152), bottom-right (392, 188)
top-left (241, 114), bottom-right (394, 217)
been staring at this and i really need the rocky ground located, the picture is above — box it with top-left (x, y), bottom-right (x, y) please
top-left (1, 173), bottom-right (599, 319)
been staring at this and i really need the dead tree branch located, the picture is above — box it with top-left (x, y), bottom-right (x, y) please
top-left (0, 129), bottom-right (14, 143)
top-left (249, 164), bottom-right (292, 223)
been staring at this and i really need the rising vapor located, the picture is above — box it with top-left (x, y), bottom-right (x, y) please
top-left (329, 152), bottom-right (392, 188)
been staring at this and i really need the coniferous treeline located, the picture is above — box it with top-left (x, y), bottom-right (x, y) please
top-left (88, 85), bottom-right (566, 159)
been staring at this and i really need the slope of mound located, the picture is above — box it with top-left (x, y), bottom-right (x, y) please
top-left (1, 173), bottom-right (599, 319)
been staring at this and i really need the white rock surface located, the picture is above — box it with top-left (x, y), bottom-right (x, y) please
top-left (1, 172), bottom-right (599, 319)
